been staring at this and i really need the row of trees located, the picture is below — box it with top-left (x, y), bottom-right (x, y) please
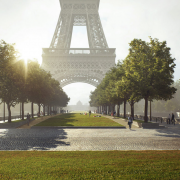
top-left (90, 37), bottom-right (177, 122)
top-left (0, 40), bottom-right (70, 122)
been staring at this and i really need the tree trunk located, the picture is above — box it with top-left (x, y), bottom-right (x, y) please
top-left (43, 105), bottom-right (45, 116)
top-left (133, 103), bottom-right (134, 120)
top-left (22, 102), bottom-right (24, 120)
top-left (48, 105), bottom-right (49, 116)
top-left (105, 105), bottom-right (107, 115)
top-left (20, 103), bottom-right (21, 119)
top-left (38, 104), bottom-right (41, 114)
top-left (123, 99), bottom-right (126, 118)
top-left (150, 101), bottom-right (152, 121)
top-left (3, 102), bottom-right (5, 122)
top-left (7, 103), bottom-right (11, 123)
top-left (117, 103), bottom-right (120, 117)
top-left (130, 101), bottom-right (134, 120)
top-left (31, 102), bottom-right (34, 118)
top-left (144, 97), bottom-right (148, 123)
top-left (119, 103), bottom-right (121, 117)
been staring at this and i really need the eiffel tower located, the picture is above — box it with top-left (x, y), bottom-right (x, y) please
top-left (42, 0), bottom-right (116, 87)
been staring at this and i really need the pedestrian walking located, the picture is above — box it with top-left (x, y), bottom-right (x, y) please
top-left (168, 114), bottom-right (171, 124)
top-left (27, 113), bottom-right (30, 126)
top-left (128, 115), bottom-right (133, 130)
top-left (172, 113), bottom-right (175, 125)
top-left (89, 110), bottom-right (91, 117)
top-left (113, 111), bottom-right (116, 118)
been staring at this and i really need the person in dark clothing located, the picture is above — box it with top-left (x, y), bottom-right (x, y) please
top-left (128, 115), bottom-right (133, 130)
top-left (89, 110), bottom-right (91, 117)
top-left (172, 113), bottom-right (175, 125)
top-left (27, 113), bottom-right (31, 126)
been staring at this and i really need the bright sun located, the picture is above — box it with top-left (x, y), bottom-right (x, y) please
top-left (17, 45), bottom-right (42, 65)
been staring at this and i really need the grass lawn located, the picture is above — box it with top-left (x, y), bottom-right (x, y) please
top-left (35, 113), bottom-right (123, 126)
top-left (0, 151), bottom-right (179, 179)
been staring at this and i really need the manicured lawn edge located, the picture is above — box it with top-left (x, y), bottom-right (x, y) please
top-left (0, 151), bottom-right (179, 179)
top-left (35, 113), bottom-right (124, 127)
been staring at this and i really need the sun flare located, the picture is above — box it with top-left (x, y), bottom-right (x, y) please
top-left (16, 45), bottom-right (42, 65)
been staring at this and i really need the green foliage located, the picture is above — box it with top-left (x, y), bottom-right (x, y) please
top-left (90, 37), bottom-right (176, 122)
top-left (0, 40), bottom-right (70, 122)
top-left (124, 37), bottom-right (176, 100)
top-left (0, 40), bottom-right (20, 122)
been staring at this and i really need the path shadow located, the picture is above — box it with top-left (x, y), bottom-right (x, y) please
top-left (0, 128), bottom-right (70, 150)
top-left (37, 113), bottom-right (79, 127)
top-left (153, 125), bottom-right (180, 138)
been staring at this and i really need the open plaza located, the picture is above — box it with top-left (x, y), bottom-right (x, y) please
top-left (0, 112), bottom-right (180, 151)
top-left (0, 112), bottom-right (180, 179)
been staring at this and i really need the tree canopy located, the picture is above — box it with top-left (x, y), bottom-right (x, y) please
top-left (90, 37), bottom-right (176, 122)
top-left (0, 40), bottom-right (70, 122)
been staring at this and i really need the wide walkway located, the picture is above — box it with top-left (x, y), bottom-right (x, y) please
top-left (0, 113), bottom-right (179, 151)
top-left (18, 115), bottom-right (57, 129)
top-left (101, 114), bottom-right (138, 129)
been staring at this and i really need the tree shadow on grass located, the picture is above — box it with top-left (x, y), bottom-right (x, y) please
top-left (0, 128), bottom-right (70, 150)
top-left (36, 113), bottom-right (79, 127)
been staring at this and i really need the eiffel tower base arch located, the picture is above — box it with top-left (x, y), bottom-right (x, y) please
top-left (42, 48), bottom-right (116, 87)
top-left (42, 0), bottom-right (116, 87)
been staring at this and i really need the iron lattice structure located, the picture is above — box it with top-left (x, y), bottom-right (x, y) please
top-left (42, 0), bottom-right (116, 87)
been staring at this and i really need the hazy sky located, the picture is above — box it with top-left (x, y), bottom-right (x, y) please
top-left (1, 0), bottom-right (180, 105)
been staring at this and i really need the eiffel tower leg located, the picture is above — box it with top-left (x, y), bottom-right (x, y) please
top-left (50, 13), bottom-right (62, 48)
top-left (50, 12), bottom-right (73, 49)
top-left (86, 14), bottom-right (93, 49)
top-left (65, 17), bottom-right (74, 48)
top-left (87, 14), bottom-right (109, 49)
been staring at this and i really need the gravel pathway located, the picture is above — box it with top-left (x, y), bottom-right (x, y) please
top-left (0, 114), bottom-right (179, 151)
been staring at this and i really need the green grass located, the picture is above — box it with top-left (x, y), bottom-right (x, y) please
top-left (0, 151), bottom-right (179, 179)
top-left (35, 113), bottom-right (123, 127)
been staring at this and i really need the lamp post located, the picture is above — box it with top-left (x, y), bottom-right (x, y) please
top-left (150, 101), bottom-right (152, 121)
top-left (3, 102), bottom-right (5, 122)
top-left (20, 103), bottom-right (21, 119)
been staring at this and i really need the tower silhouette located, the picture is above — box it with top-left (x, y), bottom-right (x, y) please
top-left (42, 0), bottom-right (116, 87)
